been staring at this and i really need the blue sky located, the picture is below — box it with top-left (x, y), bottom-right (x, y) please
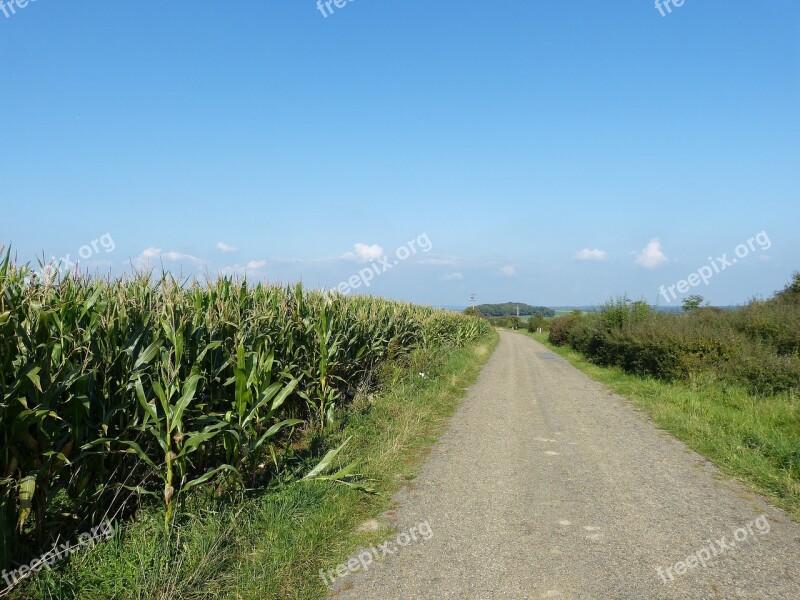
top-left (1, 0), bottom-right (798, 307)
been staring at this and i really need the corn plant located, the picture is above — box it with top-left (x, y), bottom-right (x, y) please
top-left (0, 248), bottom-right (490, 566)
top-left (220, 344), bottom-right (301, 483)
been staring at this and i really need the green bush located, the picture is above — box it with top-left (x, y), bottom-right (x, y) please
top-left (488, 316), bottom-right (522, 329)
top-left (732, 302), bottom-right (800, 357)
top-left (556, 278), bottom-right (800, 395)
top-left (773, 271), bottom-right (800, 305)
top-left (548, 312), bottom-right (583, 346)
top-left (526, 315), bottom-right (545, 332)
top-left (722, 345), bottom-right (800, 395)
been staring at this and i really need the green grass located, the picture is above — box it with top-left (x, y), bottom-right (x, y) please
top-left (526, 331), bottom-right (800, 521)
top-left (11, 332), bottom-right (499, 600)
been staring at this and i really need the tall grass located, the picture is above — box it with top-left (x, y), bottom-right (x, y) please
top-left (0, 250), bottom-right (489, 571)
top-left (547, 273), bottom-right (800, 395)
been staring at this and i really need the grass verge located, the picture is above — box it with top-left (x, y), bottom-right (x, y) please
top-left (526, 331), bottom-right (800, 521)
top-left (9, 331), bottom-right (498, 600)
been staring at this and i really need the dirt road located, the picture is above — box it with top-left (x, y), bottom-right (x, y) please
top-left (337, 331), bottom-right (800, 599)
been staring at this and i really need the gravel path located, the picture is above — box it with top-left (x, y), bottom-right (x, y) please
top-left (335, 331), bottom-right (800, 599)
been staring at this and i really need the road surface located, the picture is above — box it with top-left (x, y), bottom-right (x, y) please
top-left (335, 330), bottom-right (800, 599)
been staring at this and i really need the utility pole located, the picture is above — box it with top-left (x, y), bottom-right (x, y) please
top-left (470, 293), bottom-right (476, 309)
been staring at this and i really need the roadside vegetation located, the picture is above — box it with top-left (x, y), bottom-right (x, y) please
top-left (547, 274), bottom-right (800, 395)
top-left (0, 249), bottom-right (494, 598)
top-left (527, 273), bottom-right (800, 519)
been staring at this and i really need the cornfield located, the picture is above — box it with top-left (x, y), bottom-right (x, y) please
top-left (0, 250), bottom-right (489, 569)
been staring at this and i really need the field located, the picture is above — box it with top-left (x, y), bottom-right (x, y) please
top-left (13, 333), bottom-right (498, 599)
top-left (0, 251), bottom-right (492, 596)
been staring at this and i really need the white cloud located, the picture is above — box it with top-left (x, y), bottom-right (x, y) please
top-left (443, 272), bottom-right (463, 281)
top-left (418, 256), bottom-right (458, 266)
top-left (342, 243), bottom-right (384, 263)
top-left (216, 242), bottom-right (238, 253)
top-left (162, 251), bottom-right (206, 265)
top-left (500, 266), bottom-right (517, 277)
top-left (132, 247), bottom-right (161, 269)
top-left (575, 248), bottom-right (607, 261)
top-left (133, 247), bottom-right (207, 269)
top-left (218, 265), bottom-right (243, 276)
top-left (218, 260), bottom-right (267, 275)
top-left (635, 238), bottom-right (668, 269)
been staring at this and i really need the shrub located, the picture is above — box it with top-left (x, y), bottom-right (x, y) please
top-left (773, 272), bottom-right (800, 305)
top-left (723, 346), bottom-right (800, 395)
top-left (733, 302), bottom-right (800, 357)
top-left (526, 315), bottom-right (545, 332)
top-left (548, 312), bottom-right (583, 346)
top-left (557, 276), bottom-right (800, 395)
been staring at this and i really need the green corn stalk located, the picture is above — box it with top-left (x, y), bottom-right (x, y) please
top-left (125, 324), bottom-right (236, 533)
top-left (299, 304), bottom-right (344, 431)
top-left (220, 344), bottom-right (301, 481)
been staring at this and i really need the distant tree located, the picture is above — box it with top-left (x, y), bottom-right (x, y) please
top-left (527, 315), bottom-right (545, 332)
top-left (463, 307), bottom-right (486, 319)
top-left (488, 316), bottom-right (509, 328)
top-left (682, 295), bottom-right (704, 312)
top-left (475, 303), bottom-right (555, 317)
top-left (773, 272), bottom-right (800, 305)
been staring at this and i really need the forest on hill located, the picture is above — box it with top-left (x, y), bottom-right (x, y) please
top-left (475, 303), bottom-right (555, 317)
